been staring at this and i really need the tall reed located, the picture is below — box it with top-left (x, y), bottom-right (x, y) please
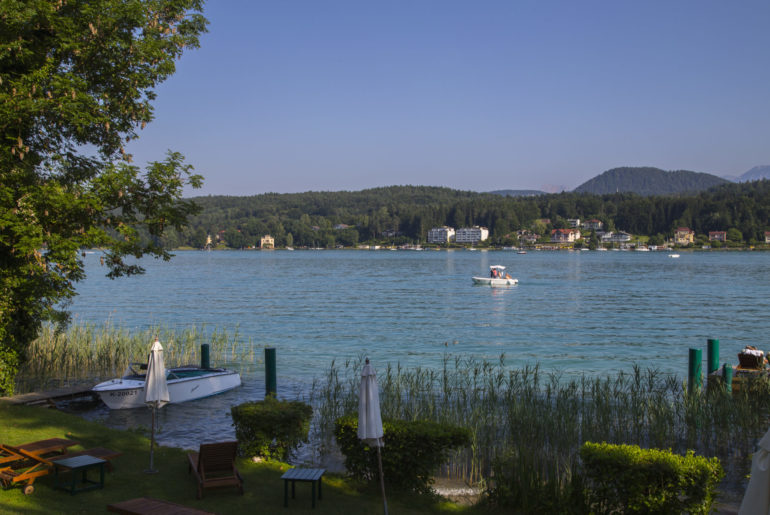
top-left (310, 354), bottom-right (770, 503)
top-left (15, 322), bottom-right (260, 393)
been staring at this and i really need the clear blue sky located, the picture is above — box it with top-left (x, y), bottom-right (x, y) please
top-left (128, 0), bottom-right (770, 196)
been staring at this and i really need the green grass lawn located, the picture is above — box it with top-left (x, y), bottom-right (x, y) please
top-left (0, 402), bottom-right (481, 514)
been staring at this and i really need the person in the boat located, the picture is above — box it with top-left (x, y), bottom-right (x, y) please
top-left (491, 268), bottom-right (498, 278)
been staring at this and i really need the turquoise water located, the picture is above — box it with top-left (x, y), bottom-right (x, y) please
top-left (68, 249), bottom-right (770, 449)
top-left (72, 249), bottom-right (770, 380)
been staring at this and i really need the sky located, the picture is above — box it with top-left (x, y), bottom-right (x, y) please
top-left (127, 1), bottom-right (770, 196)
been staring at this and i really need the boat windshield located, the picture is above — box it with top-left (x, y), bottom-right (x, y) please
top-left (121, 363), bottom-right (147, 379)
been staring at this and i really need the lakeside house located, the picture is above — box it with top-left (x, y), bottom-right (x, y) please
top-left (427, 226), bottom-right (456, 244)
top-left (709, 231), bottom-right (727, 242)
top-left (583, 219), bottom-right (604, 231)
top-left (567, 218), bottom-right (581, 228)
top-left (551, 228), bottom-right (581, 243)
top-left (675, 227), bottom-right (695, 245)
top-left (455, 226), bottom-right (489, 244)
top-left (260, 234), bottom-right (274, 249)
top-left (765, 231), bottom-right (770, 244)
top-left (601, 231), bottom-right (632, 243)
top-left (517, 229), bottom-right (539, 245)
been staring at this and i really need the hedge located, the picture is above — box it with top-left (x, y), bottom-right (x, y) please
top-left (231, 396), bottom-right (312, 461)
top-left (334, 416), bottom-right (470, 494)
top-left (580, 442), bottom-right (724, 514)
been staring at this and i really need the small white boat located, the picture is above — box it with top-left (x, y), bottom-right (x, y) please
top-left (472, 265), bottom-right (518, 286)
top-left (93, 363), bottom-right (241, 409)
top-left (668, 253), bottom-right (680, 258)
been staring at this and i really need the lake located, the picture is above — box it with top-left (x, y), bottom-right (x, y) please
top-left (67, 249), bottom-right (770, 450)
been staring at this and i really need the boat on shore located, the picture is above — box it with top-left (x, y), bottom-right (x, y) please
top-left (472, 265), bottom-right (518, 286)
top-left (92, 363), bottom-right (241, 409)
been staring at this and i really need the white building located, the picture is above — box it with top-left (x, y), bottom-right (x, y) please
top-left (455, 226), bottom-right (489, 244)
top-left (601, 231), bottom-right (632, 243)
top-left (427, 226), bottom-right (455, 244)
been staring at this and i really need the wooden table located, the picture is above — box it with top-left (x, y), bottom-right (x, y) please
top-left (107, 497), bottom-right (216, 515)
top-left (53, 455), bottom-right (106, 494)
top-left (281, 468), bottom-right (325, 509)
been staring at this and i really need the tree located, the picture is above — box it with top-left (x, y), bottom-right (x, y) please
top-left (0, 0), bottom-right (208, 394)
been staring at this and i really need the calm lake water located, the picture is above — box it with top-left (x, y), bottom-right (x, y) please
top-left (67, 249), bottom-right (770, 451)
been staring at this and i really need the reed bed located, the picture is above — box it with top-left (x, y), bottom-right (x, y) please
top-left (15, 323), bottom-right (261, 393)
top-left (310, 354), bottom-right (770, 503)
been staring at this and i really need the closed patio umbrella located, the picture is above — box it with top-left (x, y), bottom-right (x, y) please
top-left (144, 338), bottom-right (169, 473)
top-left (740, 427), bottom-right (770, 514)
top-left (359, 358), bottom-right (388, 515)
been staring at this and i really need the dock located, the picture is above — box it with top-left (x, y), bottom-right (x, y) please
top-left (0, 385), bottom-right (97, 407)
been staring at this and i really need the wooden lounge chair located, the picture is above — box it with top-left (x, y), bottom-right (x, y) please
top-left (0, 445), bottom-right (55, 495)
top-left (187, 441), bottom-right (243, 499)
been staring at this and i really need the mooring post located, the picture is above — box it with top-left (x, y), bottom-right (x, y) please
top-left (265, 347), bottom-right (276, 397)
top-left (722, 363), bottom-right (733, 393)
top-left (688, 348), bottom-right (702, 392)
top-left (200, 343), bottom-right (210, 369)
top-left (707, 339), bottom-right (720, 375)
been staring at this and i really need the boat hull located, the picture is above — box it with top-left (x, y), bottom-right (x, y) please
top-left (93, 369), bottom-right (241, 409)
top-left (472, 276), bottom-right (518, 286)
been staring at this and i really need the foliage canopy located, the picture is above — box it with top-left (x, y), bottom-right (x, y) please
top-left (0, 0), bottom-right (207, 394)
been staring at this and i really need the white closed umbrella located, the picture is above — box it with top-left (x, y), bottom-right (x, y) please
top-left (144, 338), bottom-right (169, 473)
top-left (740, 428), bottom-right (770, 514)
top-left (359, 358), bottom-right (388, 515)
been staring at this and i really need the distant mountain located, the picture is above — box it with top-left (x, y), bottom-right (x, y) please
top-left (739, 165), bottom-right (770, 182)
top-left (488, 189), bottom-right (546, 197)
top-left (573, 167), bottom-right (730, 196)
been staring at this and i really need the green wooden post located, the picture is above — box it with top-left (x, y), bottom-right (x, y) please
top-left (265, 347), bottom-right (276, 397)
top-left (707, 339), bottom-right (720, 375)
top-left (722, 363), bottom-right (733, 393)
top-left (200, 343), bottom-right (210, 369)
top-left (688, 348), bottom-right (702, 392)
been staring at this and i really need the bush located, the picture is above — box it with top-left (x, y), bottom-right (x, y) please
top-left (231, 396), bottom-right (312, 461)
top-left (334, 416), bottom-right (470, 494)
top-left (580, 442), bottom-right (724, 514)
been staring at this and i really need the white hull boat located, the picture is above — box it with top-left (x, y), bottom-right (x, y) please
top-left (472, 276), bottom-right (518, 286)
top-left (472, 265), bottom-right (518, 286)
top-left (93, 364), bottom-right (241, 409)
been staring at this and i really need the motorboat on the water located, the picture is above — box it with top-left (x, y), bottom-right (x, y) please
top-left (92, 362), bottom-right (241, 409)
top-left (472, 265), bottom-right (518, 286)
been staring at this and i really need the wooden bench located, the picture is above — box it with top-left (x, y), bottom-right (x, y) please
top-left (107, 497), bottom-right (215, 514)
top-left (281, 467), bottom-right (325, 509)
top-left (49, 447), bottom-right (122, 472)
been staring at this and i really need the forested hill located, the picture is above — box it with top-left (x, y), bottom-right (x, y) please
top-left (161, 181), bottom-right (770, 249)
top-left (574, 167), bottom-right (729, 195)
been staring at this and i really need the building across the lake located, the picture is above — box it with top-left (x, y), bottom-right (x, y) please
top-left (709, 231), bottom-right (727, 242)
top-left (551, 228), bottom-right (581, 243)
top-left (675, 227), bottom-right (695, 245)
top-left (260, 234), bottom-right (274, 249)
top-left (427, 226), bottom-right (455, 244)
top-left (455, 226), bottom-right (489, 244)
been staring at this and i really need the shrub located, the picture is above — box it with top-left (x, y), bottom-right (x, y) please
top-left (580, 442), bottom-right (724, 514)
top-left (231, 396), bottom-right (312, 461)
top-left (334, 416), bottom-right (471, 494)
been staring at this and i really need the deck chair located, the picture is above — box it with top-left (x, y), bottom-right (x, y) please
top-left (0, 445), bottom-right (54, 495)
top-left (187, 441), bottom-right (243, 499)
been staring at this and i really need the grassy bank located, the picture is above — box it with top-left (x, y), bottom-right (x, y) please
top-left (0, 402), bottom-right (474, 514)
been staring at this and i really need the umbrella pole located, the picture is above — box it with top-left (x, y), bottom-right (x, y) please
top-left (146, 403), bottom-right (158, 474)
top-left (377, 445), bottom-right (388, 515)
